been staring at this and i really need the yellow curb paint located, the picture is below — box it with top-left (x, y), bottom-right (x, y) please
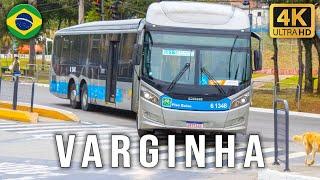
top-left (0, 101), bottom-right (79, 122)
top-left (0, 108), bottom-right (38, 123)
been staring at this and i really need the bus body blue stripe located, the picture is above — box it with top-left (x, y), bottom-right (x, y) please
top-left (50, 81), bottom-right (123, 103)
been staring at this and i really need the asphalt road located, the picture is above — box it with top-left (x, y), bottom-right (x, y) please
top-left (0, 83), bottom-right (319, 179)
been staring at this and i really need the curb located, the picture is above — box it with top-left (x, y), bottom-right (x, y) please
top-left (258, 169), bottom-right (320, 180)
top-left (0, 107), bottom-right (38, 123)
top-left (0, 101), bottom-right (79, 122)
top-left (250, 107), bottom-right (320, 119)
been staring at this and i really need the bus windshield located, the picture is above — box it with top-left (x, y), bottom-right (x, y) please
top-left (142, 31), bottom-right (251, 88)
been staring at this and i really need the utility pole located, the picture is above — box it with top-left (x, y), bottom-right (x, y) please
top-left (28, 0), bottom-right (37, 76)
top-left (78, 0), bottom-right (84, 24)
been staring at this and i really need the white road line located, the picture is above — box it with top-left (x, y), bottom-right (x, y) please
top-left (18, 127), bottom-right (136, 134)
top-left (29, 131), bottom-right (137, 140)
top-left (264, 151), bottom-right (306, 164)
top-left (0, 162), bottom-right (64, 177)
top-left (0, 123), bottom-right (79, 129)
top-left (1, 124), bottom-right (113, 131)
top-left (0, 122), bottom-right (18, 125)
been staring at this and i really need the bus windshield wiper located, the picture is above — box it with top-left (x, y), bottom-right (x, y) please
top-left (228, 35), bottom-right (239, 79)
top-left (167, 63), bottom-right (190, 91)
top-left (201, 67), bottom-right (226, 96)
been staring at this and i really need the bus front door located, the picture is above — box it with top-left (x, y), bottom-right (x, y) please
top-left (106, 41), bottom-right (119, 103)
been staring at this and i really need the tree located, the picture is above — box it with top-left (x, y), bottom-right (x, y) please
top-left (302, 39), bottom-right (314, 93)
top-left (272, 38), bottom-right (280, 92)
top-left (297, 39), bottom-right (304, 95)
top-left (313, 33), bottom-right (320, 94)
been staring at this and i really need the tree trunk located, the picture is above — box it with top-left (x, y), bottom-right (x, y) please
top-left (312, 34), bottom-right (320, 94)
top-left (58, 16), bottom-right (62, 30)
top-left (29, 39), bottom-right (36, 76)
top-left (78, 0), bottom-right (84, 24)
top-left (297, 39), bottom-right (303, 98)
top-left (272, 38), bottom-right (280, 92)
top-left (302, 39), bottom-right (314, 93)
top-left (42, 38), bottom-right (46, 71)
top-left (28, 0), bottom-right (37, 77)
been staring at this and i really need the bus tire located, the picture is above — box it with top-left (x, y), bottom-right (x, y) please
top-left (69, 83), bottom-right (80, 109)
top-left (81, 83), bottom-right (91, 111)
top-left (222, 133), bottom-right (236, 142)
top-left (138, 129), bottom-right (148, 138)
top-left (136, 116), bottom-right (148, 137)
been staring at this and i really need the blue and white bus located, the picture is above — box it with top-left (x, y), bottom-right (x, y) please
top-left (50, 1), bottom-right (262, 136)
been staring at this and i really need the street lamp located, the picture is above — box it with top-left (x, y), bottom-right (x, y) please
top-left (243, 0), bottom-right (252, 28)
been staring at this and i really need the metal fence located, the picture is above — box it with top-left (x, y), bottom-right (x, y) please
top-left (25, 64), bottom-right (51, 84)
top-left (0, 75), bottom-right (35, 112)
top-left (251, 80), bottom-right (301, 112)
top-left (274, 82), bottom-right (301, 112)
top-left (273, 99), bottom-right (290, 172)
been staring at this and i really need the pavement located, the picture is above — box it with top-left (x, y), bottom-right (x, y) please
top-left (0, 83), bottom-right (319, 179)
top-left (252, 75), bottom-right (293, 89)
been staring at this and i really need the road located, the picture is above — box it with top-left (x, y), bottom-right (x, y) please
top-left (0, 83), bottom-right (319, 179)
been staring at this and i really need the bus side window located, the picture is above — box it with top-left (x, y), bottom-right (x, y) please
top-left (61, 36), bottom-right (70, 65)
top-left (70, 35), bottom-right (80, 65)
top-left (80, 35), bottom-right (89, 66)
top-left (101, 34), bottom-right (109, 68)
top-left (118, 33), bottom-right (137, 80)
top-left (53, 36), bottom-right (62, 75)
top-left (89, 34), bottom-right (103, 66)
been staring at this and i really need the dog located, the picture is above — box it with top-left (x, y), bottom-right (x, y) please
top-left (293, 132), bottom-right (320, 166)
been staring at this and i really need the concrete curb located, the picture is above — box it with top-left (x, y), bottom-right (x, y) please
top-left (258, 169), bottom-right (320, 180)
top-left (250, 107), bottom-right (320, 119)
top-left (0, 101), bottom-right (79, 122)
top-left (0, 107), bottom-right (38, 123)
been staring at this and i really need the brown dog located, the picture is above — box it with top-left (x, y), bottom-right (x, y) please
top-left (293, 132), bottom-right (320, 166)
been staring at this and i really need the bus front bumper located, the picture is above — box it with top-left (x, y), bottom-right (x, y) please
top-left (138, 98), bottom-right (249, 134)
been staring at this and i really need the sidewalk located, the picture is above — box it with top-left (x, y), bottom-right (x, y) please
top-left (259, 165), bottom-right (320, 180)
top-left (252, 75), bottom-right (293, 89)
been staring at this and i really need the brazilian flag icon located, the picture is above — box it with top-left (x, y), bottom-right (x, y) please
top-left (6, 4), bottom-right (42, 40)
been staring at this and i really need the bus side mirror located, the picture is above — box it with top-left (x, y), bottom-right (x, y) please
top-left (253, 50), bottom-right (262, 71)
top-left (133, 44), bottom-right (142, 65)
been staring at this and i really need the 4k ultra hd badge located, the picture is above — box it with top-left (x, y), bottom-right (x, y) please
top-left (270, 4), bottom-right (315, 38)
top-left (6, 4), bottom-right (42, 40)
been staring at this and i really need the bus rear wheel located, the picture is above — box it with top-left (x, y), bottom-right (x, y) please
top-left (81, 84), bottom-right (91, 111)
top-left (69, 83), bottom-right (80, 109)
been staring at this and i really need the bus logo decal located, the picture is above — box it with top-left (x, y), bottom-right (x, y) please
top-left (162, 97), bottom-right (172, 108)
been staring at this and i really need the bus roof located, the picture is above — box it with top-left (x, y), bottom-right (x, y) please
top-left (55, 19), bottom-right (143, 35)
top-left (146, 1), bottom-right (250, 30)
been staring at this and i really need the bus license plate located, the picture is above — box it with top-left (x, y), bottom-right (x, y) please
top-left (186, 121), bottom-right (204, 128)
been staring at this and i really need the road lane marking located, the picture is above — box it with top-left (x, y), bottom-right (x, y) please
top-left (1, 124), bottom-right (113, 131)
top-left (18, 127), bottom-right (136, 134)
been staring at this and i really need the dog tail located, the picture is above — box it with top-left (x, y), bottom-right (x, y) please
top-left (293, 135), bottom-right (303, 143)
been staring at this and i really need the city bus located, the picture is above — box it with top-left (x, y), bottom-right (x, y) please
top-left (50, 1), bottom-right (262, 136)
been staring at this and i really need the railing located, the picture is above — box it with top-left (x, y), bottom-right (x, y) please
top-left (274, 82), bottom-right (301, 112)
top-left (25, 64), bottom-right (51, 84)
top-left (273, 98), bottom-right (290, 172)
top-left (251, 80), bottom-right (301, 112)
top-left (0, 75), bottom-right (35, 112)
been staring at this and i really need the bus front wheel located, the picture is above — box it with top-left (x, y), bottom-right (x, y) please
top-left (69, 83), bottom-right (80, 109)
top-left (81, 84), bottom-right (91, 111)
top-left (136, 116), bottom-right (148, 137)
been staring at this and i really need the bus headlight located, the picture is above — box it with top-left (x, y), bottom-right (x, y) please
top-left (231, 92), bottom-right (250, 109)
top-left (140, 87), bottom-right (159, 105)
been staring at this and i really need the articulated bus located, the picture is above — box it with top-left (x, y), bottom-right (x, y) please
top-left (50, 1), bottom-right (262, 136)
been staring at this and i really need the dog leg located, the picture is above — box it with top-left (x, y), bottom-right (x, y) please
top-left (305, 150), bottom-right (311, 165)
top-left (307, 144), bottom-right (317, 166)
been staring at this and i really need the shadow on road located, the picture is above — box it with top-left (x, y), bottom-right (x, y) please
top-left (52, 103), bottom-right (136, 120)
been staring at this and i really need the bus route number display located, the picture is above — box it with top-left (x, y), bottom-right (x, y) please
top-left (269, 4), bottom-right (315, 38)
